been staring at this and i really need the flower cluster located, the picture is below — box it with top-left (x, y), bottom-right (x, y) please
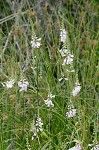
top-left (62, 54), bottom-right (74, 66)
top-left (60, 28), bottom-right (67, 43)
top-left (66, 103), bottom-right (77, 118)
top-left (59, 27), bottom-right (81, 120)
top-left (36, 117), bottom-right (43, 132)
top-left (59, 48), bottom-right (69, 57)
top-left (59, 28), bottom-right (74, 71)
top-left (31, 117), bottom-right (43, 140)
top-left (44, 92), bottom-right (55, 107)
top-left (2, 78), bottom-right (29, 92)
top-left (2, 78), bottom-right (15, 89)
top-left (66, 108), bottom-right (76, 118)
top-left (31, 35), bottom-right (41, 48)
top-left (18, 78), bottom-right (29, 92)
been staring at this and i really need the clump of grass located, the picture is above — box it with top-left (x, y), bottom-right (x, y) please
top-left (0, 0), bottom-right (98, 150)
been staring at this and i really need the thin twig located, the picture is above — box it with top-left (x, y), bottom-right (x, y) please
top-left (0, 14), bottom-right (18, 25)
top-left (0, 12), bottom-right (26, 25)
top-left (3, 29), bottom-right (13, 53)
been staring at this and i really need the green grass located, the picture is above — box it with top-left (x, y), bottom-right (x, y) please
top-left (0, 0), bottom-right (99, 150)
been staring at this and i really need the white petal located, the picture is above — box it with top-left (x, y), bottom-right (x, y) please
top-left (72, 86), bottom-right (81, 97)
top-left (66, 109), bottom-right (76, 118)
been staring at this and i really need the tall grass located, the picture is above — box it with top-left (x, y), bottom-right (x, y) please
top-left (0, 0), bottom-right (98, 150)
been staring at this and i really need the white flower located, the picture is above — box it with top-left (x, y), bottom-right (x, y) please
top-left (31, 35), bottom-right (41, 48)
top-left (62, 58), bottom-right (67, 66)
top-left (36, 117), bottom-right (43, 128)
top-left (31, 117), bottom-right (43, 140)
top-left (66, 55), bottom-right (74, 64)
top-left (62, 54), bottom-right (74, 66)
top-left (31, 126), bottom-right (37, 140)
top-left (59, 77), bottom-right (68, 82)
top-left (69, 144), bottom-right (81, 150)
top-left (59, 48), bottom-right (69, 57)
top-left (39, 128), bottom-right (43, 132)
top-left (44, 92), bottom-right (55, 107)
top-left (48, 93), bottom-right (55, 99)
top-left (32, 136), bottom-right (34, 140)
top-left (60, 28), bottom-right (67, 43)
top-left (66, 69), bottom-right (75, 72)
top-left (59, 73), bottom-right (68, 82)
top-left (64, 78), bottom-right (68, 80)
top-left (18, 79), bottom-right (29, 92)
top-left (59, 78), bottom-right (63, 82)
top-left (2, 79), bottom-right (15, 89)
top-left (35, 117), bottom-right (43, 133)
top-left (66, 109), bottom-right (76, 118)
top-left (88, 143), bottom-right (99, 150)
top-left (72, 85), bottom-right (81, 97)
top-left (45, 99), bottom-right (54, 107)
top-left (91, 144), bottom-right (99, 150)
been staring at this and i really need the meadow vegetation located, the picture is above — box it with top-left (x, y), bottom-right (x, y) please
top-left (0, 0), bottom-right (99, 150)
